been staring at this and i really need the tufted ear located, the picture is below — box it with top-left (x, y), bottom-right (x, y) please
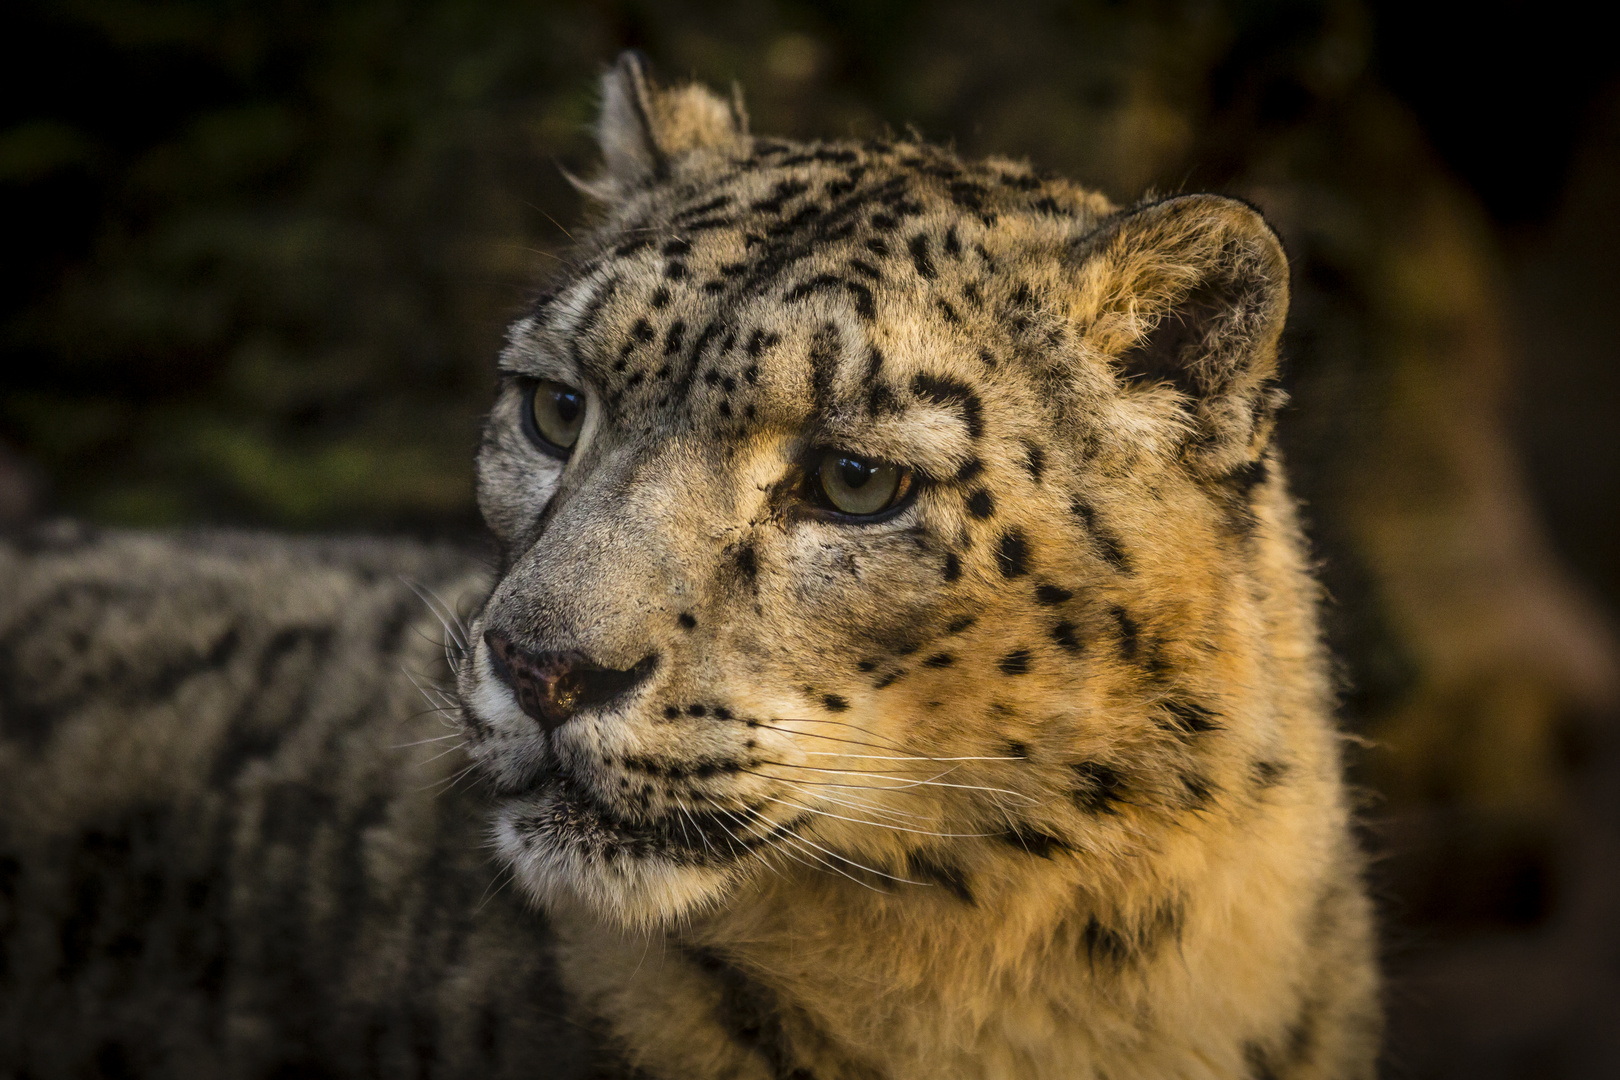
top-left (582, 51), bottom-right (748, 203)
top-left (1072, 194), bottom-right (1289, 475)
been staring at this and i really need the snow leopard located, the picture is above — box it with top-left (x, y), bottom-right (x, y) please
top-left (0, 53), bottom-right (1379, 1080)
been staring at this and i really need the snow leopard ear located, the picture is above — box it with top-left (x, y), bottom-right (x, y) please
top-left (582, 51), bottom-right (748, 203)
top-left (1072, 194), bottom-right (1290, 475)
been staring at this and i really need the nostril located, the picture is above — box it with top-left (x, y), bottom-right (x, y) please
top-left (483, 629), bottom-right (658, 735)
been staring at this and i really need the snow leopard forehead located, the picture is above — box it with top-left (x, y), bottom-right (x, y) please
top-left (496, 133), bottom-right (1115, 464)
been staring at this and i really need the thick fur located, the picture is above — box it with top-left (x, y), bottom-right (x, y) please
top-left (0, 57), bottom-right (1379, 1080)
top-left (460, 56), bottom-right (1379, 1079)
top-left (0, 527), bottom-right (611, 1077)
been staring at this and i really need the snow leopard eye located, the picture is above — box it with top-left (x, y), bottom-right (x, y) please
top-left (523, 379), bottom-right (585, 457)
top-left (813, 450), bottom-right (913, 519)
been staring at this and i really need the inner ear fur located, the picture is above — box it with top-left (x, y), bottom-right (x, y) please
top-left (1074, 194), bottom-right (1290, 475)
top-left (584, 51), bottom-right (748, 202)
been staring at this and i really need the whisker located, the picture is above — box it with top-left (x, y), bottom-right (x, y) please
top-left (475, 866), bottom-right (516, 914)
top-left (744, 765), bottom-right (1037, 803)
top-left (739, 768), bottom-right (947, 793)
top-left (693, 797), bottom-right (783, 879)
top-left (729, 805), bottom-right (891, 892)
top-left (417, 761), bottom-right (480, 795)
top-left (736, 804), bottom-right (921, 887)
top-left (390, 733), bottom-right (463, 749)
top-left (784, 785), bottom-right (931, 823)
top-left (748, 719), bottom-right (918, 756)
top-left (756, 793), bottom-right (996, 839)
top-left (414, 742), bottom-right (471, 768)
top-left (752, 758), bottom-right (963, 778)
top-left (799, 752), bottom-right (1025, 762)
top-left (400, 577), bottom-right (472, 658)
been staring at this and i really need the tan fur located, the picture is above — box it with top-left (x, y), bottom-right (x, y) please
top-left (456, 56), bottom-right (1380, 1079)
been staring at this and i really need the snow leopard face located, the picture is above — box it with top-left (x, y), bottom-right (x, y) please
top-left (458, 55), bottom-right (1290, 928)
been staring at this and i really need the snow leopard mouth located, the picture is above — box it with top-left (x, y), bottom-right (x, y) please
top-left (494, 763), bottom-right (801, 867)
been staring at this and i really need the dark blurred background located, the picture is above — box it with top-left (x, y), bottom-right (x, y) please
top-left (2, 1), bottom-right (1617, 1076)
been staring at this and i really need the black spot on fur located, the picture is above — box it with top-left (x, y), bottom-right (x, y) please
top-left (1051, 620), bottom-right (1082, 653)
top-left (729, 542), bottom-right (759, 589)
top-left (1182, 773), bottom-right (1216, 808)
top-left (1070, 498), bottom-right (1130, 573)
top-left (945, 615), bottom-right (976, 634)
top-left (996, 531), bottom-right (1029, 578)
top-left (1001, 825), bottom-right (1069, 858)
top-left (1159, 700), bottom-right (1221, 736)
top-left (662, 238), bottom-right (692, 257)
top-left (1035, 584), bottom-right (1072, 606)
top-left (209, 627), bottom-right (332, 783)
top-left (922, 652), bottom-right (955, 668)
top-left (1071, 762), bottom-right (1125, 814)
top-left (687, 704), bottom-right (708, 718)
top-left (954, 457), bottom-right (983, 483)
top-left (944, 225), bottom-right (962, 257)
top-left (943, 553), bottom-right (962, 582)
top-left (1224, 456), bottom-right (1271, 502)
top-left (934, 297), bottom-right (961, 324)
top-left (856, 659), bottom-right (876, 672)
top-left (1253, 759), bottom-right (1288, 789)
top-left (663, 320), bottom-right (686, 355)
top-left (1082, 916), bottom-right (1132, 968)
top-left (808, 323), bottom-right (840, 413)
top-left (846, 280), bottom-right (875, 318)
top-left (651, 286), bottom-right (671, 309)
top-left (751, 178), bottom-right (809, 213)
top-left (822, 694), bottom-right (849, 712)
top-left (688, 947), bottom-right (814, 1079)
top-left (1111, 607), bottom-right (1139, 659)
top-left (1244, 1042), bottom-right (1282, 1080)
top-left (677, 612), bottom-right (697, 630)
top-left (967, 490), bottom-right (995, 519)
top-left (910, 373), bottom-right (984, 438)
top-left (861, 345), bottom-right (885, 386)
top-left (663, 705), bottom-right (680, 719)
top-left (907, 852), bottom-right (975, 905)
top-left (677, 194), bottom-right (731, 219)
top-left (999, 649), bottom-right (1032, 676)
top-left (1022, 441), bottom-right (1046, 483)
top-left (868, 381), bottom-right (901, 416)
top-left (688, 319), bottom-right (722, 369)
top-left (746, 329), bottom-right (780, 358)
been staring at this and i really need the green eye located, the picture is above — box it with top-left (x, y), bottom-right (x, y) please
top-left (526, 380), bottom-right (585, 455)
top-left (815, 451), bottom-right (911, 517)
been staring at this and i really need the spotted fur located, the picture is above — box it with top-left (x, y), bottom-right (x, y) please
top-left (0, 55), bottom-right (1379, 1080)
top-left (462, 54), bottom-right (1379, 1080)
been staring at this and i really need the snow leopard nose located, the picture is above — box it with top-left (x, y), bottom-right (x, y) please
top-left (483, 630), bottom-right (657, 734)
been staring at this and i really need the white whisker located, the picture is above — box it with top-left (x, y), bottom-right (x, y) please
top-left (800, 752), bottom-right (1026, 762)
top-left (756, 793), bottom-right (996, 839)
top-left (390, 733), bottom-right (462, 749)
top-left (735, 804), bottom-right (919, 888)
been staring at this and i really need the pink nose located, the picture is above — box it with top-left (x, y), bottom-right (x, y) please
top-left (483, 630), bottom-right (657, 734)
